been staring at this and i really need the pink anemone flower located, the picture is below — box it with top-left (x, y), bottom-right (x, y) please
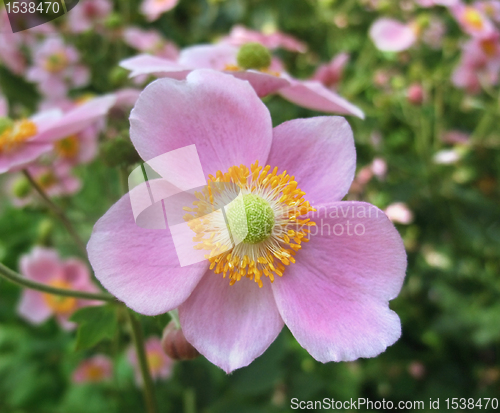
top-left (27, 37), bottom-right (90, 99)
top-left (87, 70), bottom-right (406, 373)
top-left (140, 0), bottom-right (179, 22)
top-left (312, 52), bottom-right (350, 90)
top-left (72, 355), bottom-right (113, 383)
top-left (120, 43), bottom-right (364, 118)
top-left (67, 0), bottom-right (113, 33)
top-left (127, 337), bottom-right (173, 385)
top-left (0, 95), bottom-right (116, 174)
top-left (17, 247), bottom-right (101, 330)
top-left (369, 18), bottom-right (417, 52)
top-left (0, 11), bottom-right (27, 75)
top-left (450, 2), bottom-right (496, 38)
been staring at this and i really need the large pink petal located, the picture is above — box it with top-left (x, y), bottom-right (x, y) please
top-left (271, 201), bottom-right (406, 362)
top-left (279, 80), bottom-right (365, 118)
top-left (179, 275), bottom-right (284, 373)
top-left (87, 192), bottom-right (208, 315)
top-left (0, 142), bottom-right (53, 174)
top-left (369, 18), bottom-right (417, 52)
top-left (266, 117), bottom-right (356, 204)
top-left (17, 289), bottom-right (52, 325)
top-left (129, 69), bottom-right (273, 174)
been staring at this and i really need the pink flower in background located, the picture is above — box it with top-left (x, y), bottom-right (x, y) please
top-left (385, 203), bottom-right (414, 225)
top-left (369, 18), bottom-right (417, 52)
top-left (452, 34), bottom-right (500, 93)
top-left (140, 0), bottom-right (179, 21)
top-left (371, 157), bottom-right (387, 179)
top-left (7, 163), bottom-right (81, 207)
top-left (221, 25), bottom-right (307, 53)
top-left (127, 337), bottom-right (173, 385)
top-left (88, 70), bottom-right (406, 373)
top-left (477, 1), bottom-right (500, 23)
top-left (450, 2), bottom-right (495, 38)
top-left (67, 0), bottom-right (112, 33)
top-left (0, 95), bottom-right (115, 174)
top-left (27, 37), bottom-right (90, 99)
top-left (17, 247), bottom-right (101, 330)
top-left (312, 52), bottom-right (350, 89)
top-left (123, 27), bottom-right (179, 60)
top-left (72, 355), bottom-right (113, 383)
top-left (120, 43), bottom-right (364, 117)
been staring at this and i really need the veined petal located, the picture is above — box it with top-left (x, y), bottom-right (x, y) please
top-left (129, 69), bottom-right (273, 174)
top-left (87, 192), bottom-right (208, 315)
top-left (272, 201), bottom-right (406, 362)
top-left (267, 117), bottom-right (356, 204)
top-left (179, 275), bottom-right (284, 373)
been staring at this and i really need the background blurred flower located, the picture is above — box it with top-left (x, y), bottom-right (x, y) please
top-left (369, 18), bottom-right (417, 52)
top-left (67, 0), bottom-right (112, 33)
top-left (17, 247), bottom-right (101, 330)
top-left (385, 202), bottom-right (414, 225)
top-left (72, 355), bottom-right (113, 383)
top-left (127, 337), bottom-right (173, 385)
top-left (140, 0), bottom-right (179, 22)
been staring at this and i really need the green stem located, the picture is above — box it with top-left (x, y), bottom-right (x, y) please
top-left (127, 310), bottom-right (158, 413)
top-left (23, 170), bottom-right (87, 256)
top-left (0, 262), bottom-right (116, 302)
top-left (168, 309), bottom-right (181, 329)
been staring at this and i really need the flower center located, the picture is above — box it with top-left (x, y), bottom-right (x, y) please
top-left (55, 135), bottom-right (80, 158)
top-left (44, 52), bottom-right (69, 73)
top-left (86, 365), bottom-right (107, 381)
top-left (226, 193), bottom-right (275, 244)
top-left (184, 161), bottom-right (316, 288)
top-left (0, 118), bottom-right (37, 154)
top-left (236, 42), bottom-right (272, 70)
top-left (481, 38), bottom-right (497, 56)
top-left (43, 280), bottom-right (78, 314)
top-left (37, 172), bottom-right (58, 190)
top-left (147, 351), bottom-right (164, 374)
top-left (464, 8), bottom-right (485, 30)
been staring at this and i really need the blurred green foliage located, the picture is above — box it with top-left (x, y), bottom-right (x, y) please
top-left (1, 0), bottom-right (500, 412)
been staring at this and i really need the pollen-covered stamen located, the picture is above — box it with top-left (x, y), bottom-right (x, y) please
top-left (184, 161), bottom-right (316, 288)
top-left (0, 118), bottom-right (38, 154)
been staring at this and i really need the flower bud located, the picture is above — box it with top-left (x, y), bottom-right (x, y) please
top-left (407, 83), bottom-right (424, 105)
top-left (161, 321), bottom-right (200, 360)
top-left (236, 43), bottom-right (272, 70)
top-left (12, 176), bottom-right (31, 198)
top-left (105, 13), bottom-right (122, 29)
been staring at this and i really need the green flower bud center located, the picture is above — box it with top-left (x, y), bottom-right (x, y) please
top-left (226, 193), bottom-right (275, 244)
top-left (0, 117), bottom-right (14, 135)
top-left (13, 177), bottom-right (31, 198)
top-left (236, 42), bottom-right (272, 70)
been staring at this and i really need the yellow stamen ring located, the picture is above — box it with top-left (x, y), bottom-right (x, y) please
top-left (184, 161), bottom-right (316, 288)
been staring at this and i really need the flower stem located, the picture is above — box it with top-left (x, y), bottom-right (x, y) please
top-left (22, 170), bottom-right (87, 256)
top-left (0, 261), bottom-right (116, 302)
top-left (127, 310), bottom-right (158, 413)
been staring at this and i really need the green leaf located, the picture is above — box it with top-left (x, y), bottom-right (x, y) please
top-left (70, 305), bottom-right (118, 351)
